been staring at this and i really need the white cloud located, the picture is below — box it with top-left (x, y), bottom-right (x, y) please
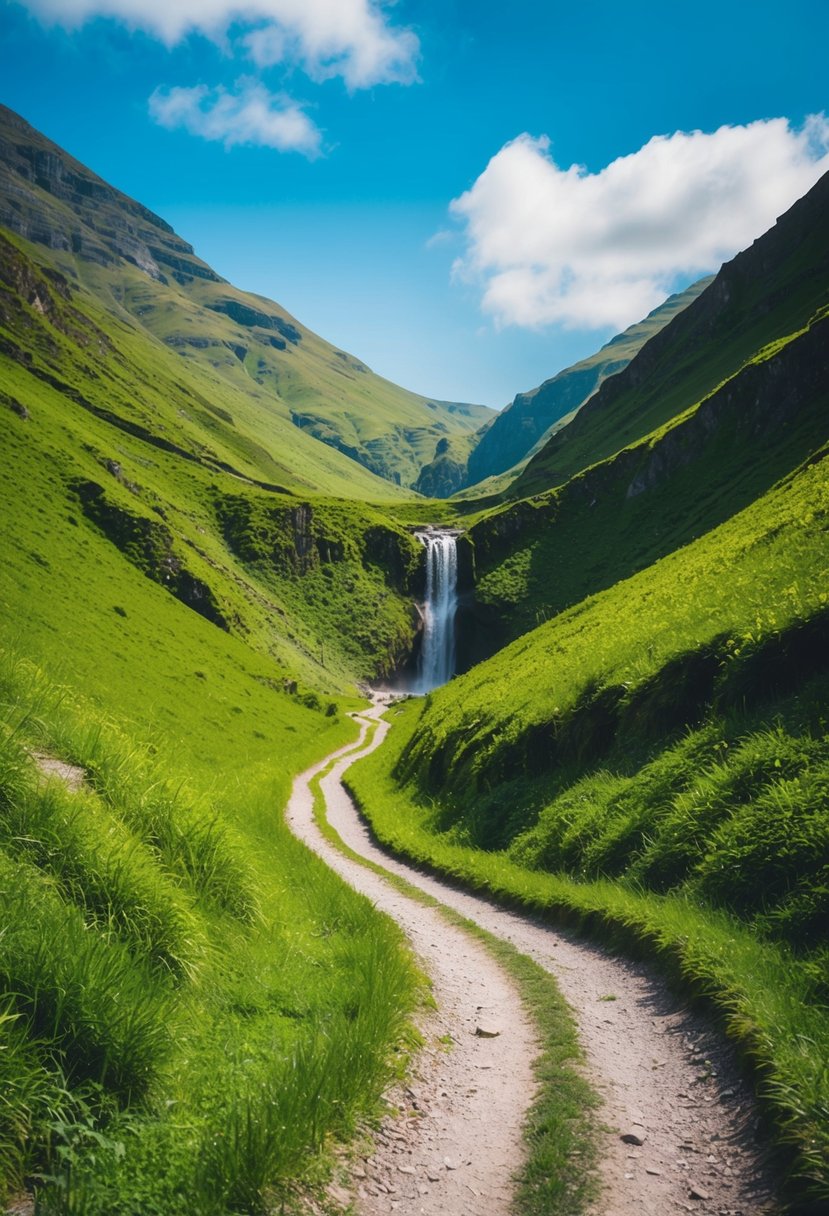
top-left (149, 80), bottom-right (322, 156)
top-left (20, 0), bottom-right (419, 89)
top-left (450, 116), bottom-right (829, 331)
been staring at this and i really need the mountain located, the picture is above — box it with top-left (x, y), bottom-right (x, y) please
top-left (512, 168), bottom-right (829, 498)
top-left (451, 169), bottom-right (829, 664)
top-left (0, 106), bottom-right (460, 697)
top-left (0, 104), bottom-right (492, 496)
top-left (464, 278), bottom-right (712, 488)
top-left (3, 101), bottom-right (829, 1215)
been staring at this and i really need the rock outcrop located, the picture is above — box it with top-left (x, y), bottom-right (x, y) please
top-left (0, 105), bottom-right (221, 286)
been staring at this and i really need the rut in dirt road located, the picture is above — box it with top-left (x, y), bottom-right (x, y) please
top-left (286, 700), bottom-right (780, 1216)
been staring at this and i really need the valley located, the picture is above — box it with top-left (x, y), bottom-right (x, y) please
top-left (0, 99), bottom-right (827, 1216)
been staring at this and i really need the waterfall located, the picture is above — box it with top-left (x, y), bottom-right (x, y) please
top-left (414, 529), bottom-right (459, 693)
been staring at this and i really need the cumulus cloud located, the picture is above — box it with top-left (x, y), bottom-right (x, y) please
top-left (19, 0), bottom-right (419, 89)
top-left (149, 80), bottom-right (322, 156)
top-left (450, 116), bottom-right (829, 331)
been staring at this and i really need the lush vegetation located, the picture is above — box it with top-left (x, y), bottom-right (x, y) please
top-left (0, 201), bottom-right (436, 1209)
top-left (2, 102), bottom-right (829, 1215)
top-left (0, 225), bottom-right (441, 689)
top-left (0, 651), bottom-right (421, 1214)
top-left (347, 445), bottom-right (829, 1203)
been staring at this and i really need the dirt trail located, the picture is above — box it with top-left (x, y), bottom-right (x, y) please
top-left (286, 700), bottom-right (779, 1216)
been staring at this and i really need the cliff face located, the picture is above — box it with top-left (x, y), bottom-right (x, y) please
top-left (513, 169), bottom-right (829, 498)
top-left (0, 105), bottom-right (220, 285)
top-left (465, 279), bottom-right (712, 489)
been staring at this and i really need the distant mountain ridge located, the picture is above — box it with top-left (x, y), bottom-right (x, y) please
top-left (464, 278), bottom-right (712, 489)
top-left (0, 103), bottom-right (492, 495)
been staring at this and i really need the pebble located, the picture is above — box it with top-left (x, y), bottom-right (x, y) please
top-left (621, 1130), bottom-right (647, 1146)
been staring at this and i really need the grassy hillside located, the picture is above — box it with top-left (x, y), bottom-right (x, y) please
top-left (465, 277), bottom-right (711, 488)
top-left (0, 193), bottom-right (441, 1209)
top-left (3, 94), bottom-right (828, 1216)
top-left (0, 647), bottom-right (423, 1214)
top-left (0, 226), bottom-right (436, 1211)
top-left (1, 226), bottom-right (441, 690)
top-left (348, 446), bottom-right (829, 1202)
top-left (0, 103), bottom-right (492, 495)
top-left (512, 168), bottom-right (829, 499)
top-left (460, 303), bottom-right (829, 661)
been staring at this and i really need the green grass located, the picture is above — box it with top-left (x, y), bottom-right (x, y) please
top-left (401, 449), bottom-right (829, 801)
top-left (0, 653), bottom-right (421, 1213)
top-left (0, 286), bottom-right (429, 701)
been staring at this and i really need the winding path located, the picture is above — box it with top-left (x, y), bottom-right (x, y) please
top-left (286, 699), bottom-right (778, 1216)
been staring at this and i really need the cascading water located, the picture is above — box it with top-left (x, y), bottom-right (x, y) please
top-left (414, 529), bottom-right (459, 693)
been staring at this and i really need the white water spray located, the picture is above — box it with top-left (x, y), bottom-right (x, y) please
top-left (414, 529), bottom-right (459, 693)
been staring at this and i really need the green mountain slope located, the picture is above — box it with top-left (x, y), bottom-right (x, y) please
top-left (451, 169), bottom-right (829, 664)
top-left (461, 302), bottom-right (829, 662)
top-left (342, 169), bottom-right (829, 1204)
top-left (0, 104), bottom-right (492, 494)
top-left (464, 277), bottom-right (712, 488)
top-left (512, 168), bottom-right (829, 498)
top-left (349, 443), bottom-right (829, 1202)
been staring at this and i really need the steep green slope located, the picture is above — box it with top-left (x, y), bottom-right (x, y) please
top-left (0, 179), bottom-right (430, 1210)
top-left (0, 103), bottom-right (492, 493)
top-left (460, 303), bottom-right (829, 662)
top-left (512, 168), bottom-right (829, 498)
top-left (348, 448), bottom-right (829, 1201)
top-left (0, 228), bottom-right (434, 689)
top-left (465, 278), bottom-right (711, 488)
top-left (0, 649), bottom-right (419, 1212)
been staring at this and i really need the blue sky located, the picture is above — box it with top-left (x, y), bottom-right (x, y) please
top-left (1, 0), bottom-right (828, 406)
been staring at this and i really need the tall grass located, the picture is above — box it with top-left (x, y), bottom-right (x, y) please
top-left (0, 652), bottom-right (259, 922)
top-left (0, 650), bottom-right (420, 1213)
top-left (0, 849), bottom-right (171, 1099)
